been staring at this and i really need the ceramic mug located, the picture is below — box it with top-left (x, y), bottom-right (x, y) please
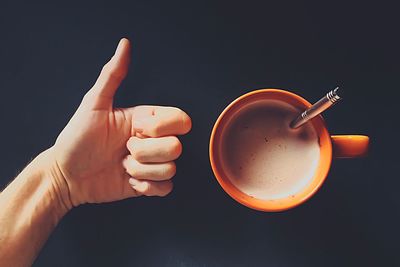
top-left (209, 89), bottom-right (369, 212)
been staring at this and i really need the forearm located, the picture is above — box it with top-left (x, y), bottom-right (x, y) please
top-left (0, 148), bottom-right (71, 267)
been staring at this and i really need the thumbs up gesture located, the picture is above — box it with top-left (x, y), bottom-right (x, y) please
top-left (49, 38), bottom-right (191, 208)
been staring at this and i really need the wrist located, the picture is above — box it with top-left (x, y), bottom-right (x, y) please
top-left (0, 148), bottom-right (73, 266)
top-left (34, 148), bottom-right (74, 216)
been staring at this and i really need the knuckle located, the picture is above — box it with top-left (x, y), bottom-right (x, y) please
top-left (101, 63), bottom-right (110, 73)
top-left (151, 120), bottom-right (164, 136)
top-left (80, 90), bottom-right (99, 109)
top-left (141, 182), bottom-right (152, 195)
top-left (101, 64), bottom-right (113, 77)
top-left (101, 64), bottom-right (124, 81)
top-left (82, 90), bottom-right (94, 102)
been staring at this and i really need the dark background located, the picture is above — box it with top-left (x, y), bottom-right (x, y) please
top-left (1, 0), bottom-right (399, 266)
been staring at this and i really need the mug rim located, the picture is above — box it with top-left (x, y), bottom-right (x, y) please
top-left (209, 89), bottom-right (333, 212)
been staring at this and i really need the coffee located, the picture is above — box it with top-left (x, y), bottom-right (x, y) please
top-left (221, 99), bottom-right (320, 200)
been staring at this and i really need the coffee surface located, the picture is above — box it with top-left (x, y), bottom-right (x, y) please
top-left (221, 99), bottom-right (320, 200)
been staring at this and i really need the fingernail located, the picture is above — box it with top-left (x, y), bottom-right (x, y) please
top-left (133, 120), bottom-right (144, 133)
top-left (122, 157), bottom-right (128, 170)
top-left (114, 38), bottom-right (125, 56)
top-left (129, 178), bottom-right (138, 186)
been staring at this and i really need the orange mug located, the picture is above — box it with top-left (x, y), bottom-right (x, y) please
top-left (209, 89), bottom-right (369, 212)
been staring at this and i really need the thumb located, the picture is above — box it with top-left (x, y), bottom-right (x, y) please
top-left (83, 38), bottom-right (131, 109)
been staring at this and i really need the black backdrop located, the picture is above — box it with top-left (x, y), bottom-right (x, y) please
top-left (1, 1), bottom-right (399, 266)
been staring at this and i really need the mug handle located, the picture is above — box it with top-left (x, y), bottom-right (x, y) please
top-left (331, 135), bottom-right (370, 158)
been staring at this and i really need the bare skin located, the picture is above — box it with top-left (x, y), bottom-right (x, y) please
top-left (0, 38), bottom-right (192, 267)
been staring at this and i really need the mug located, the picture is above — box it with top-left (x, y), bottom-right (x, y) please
top-left (209, 89), bottom-right (369, 212)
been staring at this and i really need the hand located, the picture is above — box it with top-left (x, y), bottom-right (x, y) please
top-left (49, 38), bottom-right (191, 208)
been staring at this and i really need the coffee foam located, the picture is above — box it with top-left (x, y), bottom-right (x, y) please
top-left (221, 99), bottom-right (320, 200)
